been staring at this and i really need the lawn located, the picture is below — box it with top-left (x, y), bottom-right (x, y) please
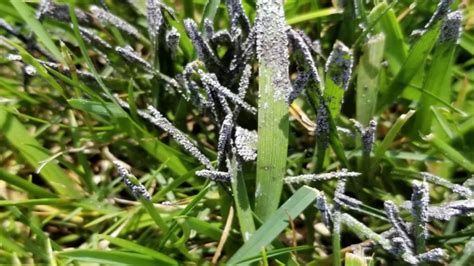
top-left (0, 0), bottom-right (473, 265)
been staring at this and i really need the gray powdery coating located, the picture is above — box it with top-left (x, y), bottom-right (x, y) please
top-left (199, 71), bottom-right (257, 115)
top-left (184, 19), bottom-right (222, 70)
top-left (336, 126), bottom-right (354, 137)
top-left (90, 5), bottom-right (140, 38)
top-left (316, 100), bottom-right (330, 148)
top-left (114, 161), bottom-right (151, 200)
top-left (180, 63), bottom-right (208, 109)
top-left (195, 169), bottom-right (231, 182)
top-left (226, 0), bottom-right (251, 35)
top-left (315, 193), bottom-right (333, 228)
top-left (114, 97), bottom-right (213, 170)
top-left (116, 46), bottom-right (153, 72)
top-left (401, 199), bottom-right (474, 221)
top-left (235, 126), bottom-right (258, 161)
top-left (217, 114), bottom-right (234, 167)
top-left (438, 10), bottom-right (463, 44)
top-left (335, 194), bottom-right (363, 209)
top-left (425, 0), bottom-right (454, 29)
top-left (6, 54), bottom-right (22, 62)
top-left (211, 30), bottom-right (232, 46)
top-left (421, 172), bottom-right (472, 198)
top-left (36, 0), bottom-right (90, 24)
top-left (352, 119), bottom-right (377, 152)
top-left (325, 40), bottom-right (353, 91)
top-left (362, 120), bottom-right (377, 153)
top-left (391, 238), bottom-right (418, 264)
top-left (166, 27), bottom-right (180, 58)
top-left (288, 71), bottom-right (310, 104)
top-left (255, 0), bottom-right (291, 102)
top-left (288, 29), bottom-right (321, 87)
top-left (284, 169), bottom-right (361, 184)
top-left (295, 29), bottom-right (321, 55)
top-left (427, 200), bottom-right (474, 220)
top-left (238, 64), bottom-right (252, 98)
top-left (384, 201), bottom-right (413, 250)
top-left (204, 18), bottom-right (214, 39)
top-left (79, 27), bottom-right (112, 50)
top-left (229, 27), bottom-right (256, 73)
top-left (146, 105), bottom-right (213, 170)
top-left (147, 0), bottom-right (164, 42)
top-left (232, 64), bottom-right (252, 120)
top-left (416, 248), bottom-right (447, 262)
top-left (411, 180), bottom-right (429, 241)
top-left (24, 65), bottom-right (37, 76)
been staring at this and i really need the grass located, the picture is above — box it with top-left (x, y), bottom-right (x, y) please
top-left (0, 0), bottom-right (473, 265)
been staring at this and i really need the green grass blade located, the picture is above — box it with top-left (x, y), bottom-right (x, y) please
top-left (227, 186), bottom-right (320, 264)
top-left (99, 235), bottom-right (178, 265)
top-left (368, 2), bottom-right (408, 72)
top-left (424, 133), bottom-right (474, 172)
top-left (345, 252), bottom-right (368, 266)
top-left (0, 109), bottom-right (82, 197)
top-left (0, 199), bottom-right (69, 207)
top-left (183, 217), bottom-right (223, 241)
top-left (0, 230), bottom-right (28, 257)
top-left (255, 0), bottom-right (291, 221)
top-left (140, 199), bottom-right (169, 233)
top-left (58, 250), bottom-right (162, 266)
top-left (67, 99), bottom-right (190, 175)
top-left (0, 168), bottom-right (57, 198)
top-left (69, 0), bottom-right (114, 100)
top-left (356, 34), bottom-right (385, 125)
top-left (10, 0), bottom-right (62, 61)
top-left (376, 23), bottom-right (442, 112)
top-left (459, 32), bottom-right (474, 55)
top-left (413, 40), bottom-right (458, 135)
top-left (236, 246), bottom-right (313, 264)
top-left (333, 211), bottom-right (342, 266)
top-left (230, 155), bottom-right (256, 241)
top-left (159, 183), bottom-right (212, 249)
top-left (370, 110), bottom-right (415, 176)
top-left (200, 0), bottom-right (220, 37)
top-left (286, 7), bottom-right (342, 25)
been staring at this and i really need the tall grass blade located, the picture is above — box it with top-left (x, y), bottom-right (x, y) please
top-left (356, 34), bottom-right (385, 125)
top-left (413, 10), bottom-right (462, 135)
top-left (254, 0), bottom-right (291, 221)
top-left (368, 2), bottom-right (407, 72)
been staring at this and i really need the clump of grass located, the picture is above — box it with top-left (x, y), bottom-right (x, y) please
top-left (0, 0), bottom-right (473, 265)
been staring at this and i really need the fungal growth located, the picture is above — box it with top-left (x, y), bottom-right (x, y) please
top-left (114, 161), bottom-right (151, 200)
